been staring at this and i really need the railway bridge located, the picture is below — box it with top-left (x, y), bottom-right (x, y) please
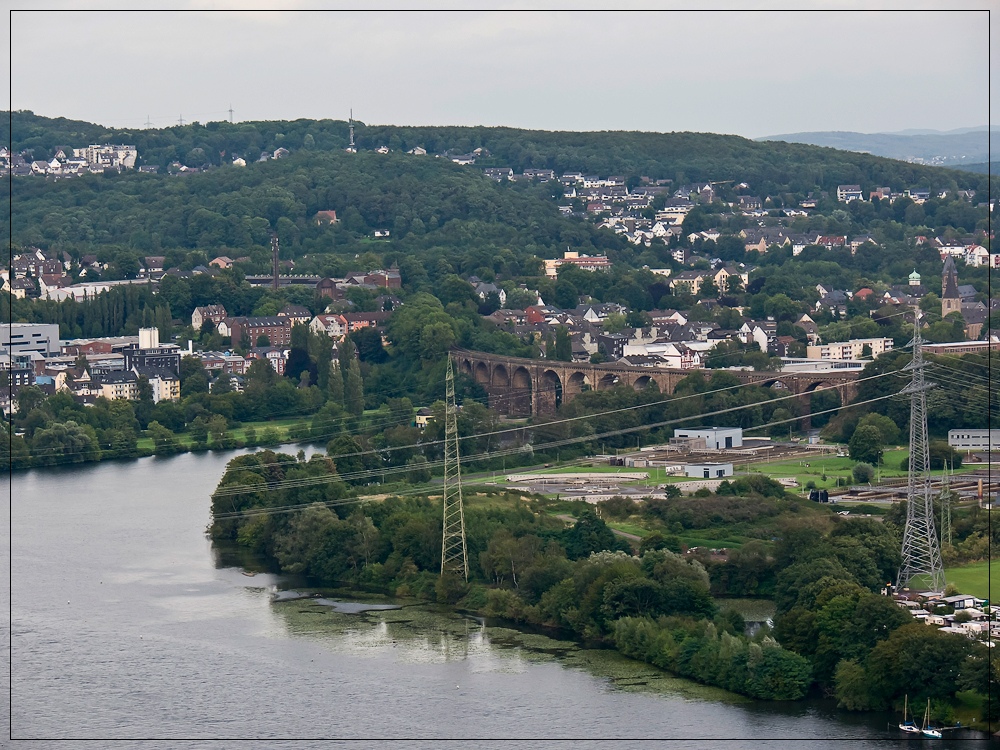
top-left (452, 348), bottom-right (861, 423)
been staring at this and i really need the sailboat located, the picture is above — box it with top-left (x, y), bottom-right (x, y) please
top-left (921, 698), bottom-right (943, 739)
top-left (898, 695), bottom-right (920, 734)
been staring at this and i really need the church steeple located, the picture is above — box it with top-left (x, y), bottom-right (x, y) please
top-left (941, 255), bottom-right (961, 317)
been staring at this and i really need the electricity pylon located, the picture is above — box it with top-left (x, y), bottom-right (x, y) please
top-left (440, 356), bottom-right (468, 580)
top-left (896, 314), bottom-right (946, 592)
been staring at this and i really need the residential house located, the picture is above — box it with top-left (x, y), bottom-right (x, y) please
top-left (649, 309), bottom-right (688, 327)
top-left (133, 365), bottom-right (181, 403)
top-left (310, 314), bottom-right (348, 339)
top-left (850, 235), bottom-right (877, 253)
top-left (474, 282), bottom-right (506, 306)
top-left (741, 228), bottom-right (791, 254)
top-left (669, 270), bottom-right (706, 296)
top-left (210, 256), bottom-right (235, 269)
top-left (713, 265), bottom-right (750, 294)
top-left (523, 168), bottom-right (555, 181)
top-left (247, 346), bottom-right (288, 375)
top-left (484, 167), bottom-right (513, 181)
top-left (315, 210), bottom-right (339, 225)
top-left (739, 321), bottom-right (777, 353)
top-left (7, 277), bottom-right (38, 299)
top-left (228, 316), bottom-right (292, 348)
top-left (191, 305), bottom-right (228, 331)
top-left (543, 251), bottom-right (612, 279)
top-left (806, 337), bottom-right (894, 360)
top-left (837, 185), bottom-right (864, 202)
top-left (342, 311), bottom-right (391, 333)
top-left (278, 304), bottom-right (313, 327)
top-left (816, 235), bottom-right (848, 250)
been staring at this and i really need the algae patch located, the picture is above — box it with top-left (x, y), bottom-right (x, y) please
top-left (270, 594), bottom-right (747, 704)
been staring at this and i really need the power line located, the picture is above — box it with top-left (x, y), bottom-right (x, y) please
top-left (211, 387), bottom-right (901, 503)
top-left (210, 390), bottom-right (902, 521)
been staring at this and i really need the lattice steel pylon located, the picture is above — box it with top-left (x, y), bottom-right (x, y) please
top-left (440, 356), bottom-right (469, 580)
top-left (896, 314), bottom-right (946, 592)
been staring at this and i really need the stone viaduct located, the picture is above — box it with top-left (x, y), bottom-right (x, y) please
top-left (451, 348), bottom-right (861, 424)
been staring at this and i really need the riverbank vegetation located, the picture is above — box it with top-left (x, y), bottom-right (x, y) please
top-left (206, 448), bottom-right (994, 717)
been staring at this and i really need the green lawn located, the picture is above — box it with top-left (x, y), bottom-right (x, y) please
top-left (741, 449), bottom-right (963, 491)
top-left (911, 559), bottom-right (999, 602)
top-left (945, 560), bottom-right (999, 603)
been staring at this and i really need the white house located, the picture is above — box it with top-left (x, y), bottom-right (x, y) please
top-left (309, 314), bottom-right (348, 339)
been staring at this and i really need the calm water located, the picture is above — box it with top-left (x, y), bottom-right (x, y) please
top-left (6, 449), bottom-right (995, 747)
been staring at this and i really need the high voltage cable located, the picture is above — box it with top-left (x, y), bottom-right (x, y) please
top-left (25, 363), bottom-right (900, 467)
top-left (210, 391), bottom-right (902, 520)
top-left (15, 359), bottom-right (907, 466)
top-left (204, 367), bottom-right (903, 478)
top-left (211, 386), bottom-right (901, 501)
top-left (213, 366), bottom-right (901, 478)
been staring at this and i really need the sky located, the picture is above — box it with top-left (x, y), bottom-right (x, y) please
top-left (5, 2), bottom-right (995, 138)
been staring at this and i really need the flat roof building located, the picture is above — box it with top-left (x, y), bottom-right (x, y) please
top-left (1, 322), bottom-right (61, 356)
top-left (673, 427), bottom-right (743, 450)
top-left (684, 462), bottom-right (734, 479)
top-left (948, 429), bottom-right (1000, 452)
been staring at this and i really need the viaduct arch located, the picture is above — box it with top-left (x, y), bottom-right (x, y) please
top-left (452, 348), bottom-right (861, 421)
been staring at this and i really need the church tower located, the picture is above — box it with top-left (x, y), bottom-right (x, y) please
top-left (941, 255), bottom-right (962, 317)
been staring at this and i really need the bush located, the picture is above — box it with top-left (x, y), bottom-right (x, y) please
top-left (852, 463), bottom-right (875, 484)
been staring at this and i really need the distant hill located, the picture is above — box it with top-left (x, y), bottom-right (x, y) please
top-left (949, 161), bottom-right (996, 175)
top-left (756, 128), bottom-right (994, 166)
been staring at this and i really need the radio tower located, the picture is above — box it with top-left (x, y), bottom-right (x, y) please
top-left (346, 109), bottom-right (357, 153)
top-left (896, 312), bottom-right (945, 592)
top-left (440, 356), bottom-right (468, 580)
top-left (271, 234), bottom-right (280, 292)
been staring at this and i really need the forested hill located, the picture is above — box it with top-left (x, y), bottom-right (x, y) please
top-left (5, 111), bottom-right (991, 197)
top-left (5, 148), bottom-right (625, 280)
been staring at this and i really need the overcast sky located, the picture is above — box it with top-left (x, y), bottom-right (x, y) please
top-left (6, 3), bottom-right (995, 138)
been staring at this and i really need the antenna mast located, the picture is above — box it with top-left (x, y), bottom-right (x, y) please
top-left (228, 103), bottom-right (234, 123)
top-left (346, 109), bottom-right (356, 153)
top-left (440, 355), bottom-right (468, 580)
top-left (896, 312), bottom-right (945, 592)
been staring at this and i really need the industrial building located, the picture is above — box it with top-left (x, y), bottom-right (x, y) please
top-left (948, 429), bottom-right (1000, 452)
top-left (672, 427), bottom-right (743, 450)
top-left (1, 322), bottom-right (60, 356)
top-left (684, 462), bottom-right (734, 479)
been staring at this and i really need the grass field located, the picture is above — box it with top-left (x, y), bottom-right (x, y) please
top-left (741, 449), bottom-right (959, 491)
top-left (944, 560), bottom-right (998, 603)
top-left (911, 559), bottom-right (999, 602)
